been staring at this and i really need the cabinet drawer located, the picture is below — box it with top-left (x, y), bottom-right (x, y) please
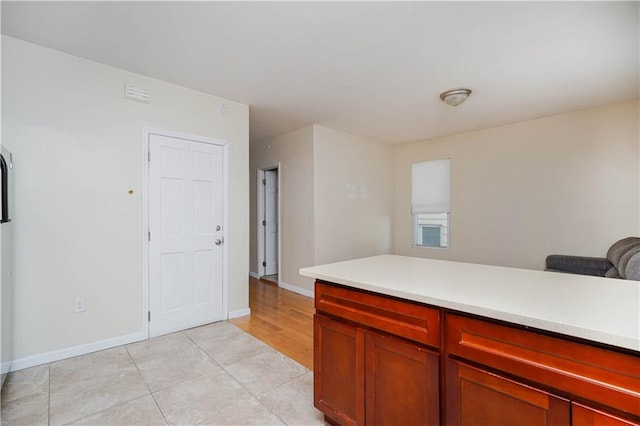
top-left (315, 281), bottom-right (440, 348)
top-left (446, 314), bottom-right (640, 419)
top-left (446, 360), bottom-right (570, 426)
top-left (572, 403), bottom-right (640, 426)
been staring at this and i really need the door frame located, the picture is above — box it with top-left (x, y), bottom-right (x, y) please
top-left (141, 127), bottom-right (229, 338)
top-left (256, 163), bottom-right (281, 279)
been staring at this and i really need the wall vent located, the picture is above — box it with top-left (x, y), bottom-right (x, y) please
top-left (125, 83), bottom-right (151, 103)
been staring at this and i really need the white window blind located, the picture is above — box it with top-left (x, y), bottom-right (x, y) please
top-left (411, 159), bottom-right (450, 214)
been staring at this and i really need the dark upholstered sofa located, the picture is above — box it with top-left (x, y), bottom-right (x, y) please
top-left (545, 237), bottom-right (640, 281)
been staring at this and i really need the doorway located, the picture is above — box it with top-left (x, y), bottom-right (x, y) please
top-left (143, 129), bottom-right (228, 338)
top-left (257, 165), bottom-right (280, 284)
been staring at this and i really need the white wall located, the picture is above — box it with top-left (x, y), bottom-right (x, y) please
top-left (249, 125), bottom-right (395, 294)
top-left (394, 100), bottom-right (640, 270)
top-left (313, 125), bottom-right (394, 265)
top-left (249, 126), bottom-right (315, 292)
top-left (1, 36), bottom-right (250, 362)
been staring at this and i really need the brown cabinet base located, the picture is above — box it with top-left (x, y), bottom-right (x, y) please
top-left (314, 280), bottom-right (640, 426)
top-left (314, 313), bottom-right (440, 425)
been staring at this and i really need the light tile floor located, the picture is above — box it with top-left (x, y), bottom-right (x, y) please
top-left (1, 321), bottom-right (326, 425)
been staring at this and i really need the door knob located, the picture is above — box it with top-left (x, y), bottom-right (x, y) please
top-left (215, 238), bottom-right (224, 246)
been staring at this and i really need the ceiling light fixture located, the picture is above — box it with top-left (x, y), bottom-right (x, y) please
top-left (440, 88), bottom-right (472, 107)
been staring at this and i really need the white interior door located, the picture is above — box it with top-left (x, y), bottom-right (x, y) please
top-left (265, 169), bottom-right (278, 276)
top-left (149, 134), bottom-right (224, 337)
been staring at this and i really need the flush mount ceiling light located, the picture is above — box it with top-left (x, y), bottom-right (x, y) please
top-left (439, 88), bottom-right (472, 107)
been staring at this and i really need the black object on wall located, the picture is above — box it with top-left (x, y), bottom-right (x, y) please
top-left (0, 153), bottom-right (9, 224)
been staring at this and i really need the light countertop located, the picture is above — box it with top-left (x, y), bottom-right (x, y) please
top-left (300, 254), bottom-right (640, 352)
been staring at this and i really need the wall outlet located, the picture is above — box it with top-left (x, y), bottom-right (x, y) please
top-left (74, 297), bottom-right (86, 313)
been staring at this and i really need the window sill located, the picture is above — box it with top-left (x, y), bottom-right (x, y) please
top-left (412, 245), bottom-right (450, 250)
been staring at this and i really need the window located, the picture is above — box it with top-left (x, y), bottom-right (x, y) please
top-left (412, 159), bottom-right (450, 248)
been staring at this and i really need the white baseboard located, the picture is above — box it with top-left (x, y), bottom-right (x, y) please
top-left (249, 271), bottom-right (259, 279)
top-left (228, 308), bottom-right (251, 319)
top-left (1, 360), bottom-right (11, 375)
top-left (278, 281), bottom-right (314, 298)
top-left (10, 330), bottom-right (147, 372)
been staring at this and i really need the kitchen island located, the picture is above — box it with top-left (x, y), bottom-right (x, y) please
top-left (300, 255), bottom-right (640, 425)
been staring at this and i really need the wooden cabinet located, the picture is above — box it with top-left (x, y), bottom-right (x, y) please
top-left (314, 314), bottom-right (364, 426)
top-left (446, 314), bottom-right (640, 423)
top-left (314, 281), bottom-right (440, 348)
top-left (313, 281), bottom-right (640, 426)
top-left (314, 282), bottom-right (441, 425)
top-left (446, 360), bottom-right (570, 426)
top-left (365, 331), bottom-right (439, 425)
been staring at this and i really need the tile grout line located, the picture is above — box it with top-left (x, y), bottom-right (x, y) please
top-left (184, 322), bottom-right (308, 426)
top-left (126, 333), bottom-right (210, 395)
top-left (50, 346), bottom-right (153, 425)
top-left (27, 322), bottom-right (309, 426)
top-left (227, 318), bottom-right (322, 424)
top-left (184, 325), bottom-right (284, 416)
top-left (179, 329), bottom-right (244, 422)
top-left (252, 372), bottom-right (307, 426)
top-left (225, 321), bottom-right (311, 385)
top-left (62, 394), bottom-right (158, 426)
top-left (124, 344), bottom-right (170, 425)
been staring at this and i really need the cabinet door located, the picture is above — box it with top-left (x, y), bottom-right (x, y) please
top-left (572, 403), bottom-right (639, 426)
top-left (446, 360), bottom-right (570, 426)
top-left (365, 331), bottom-right (440, 425)
top-left (314, 314), bottom-right (365, 426)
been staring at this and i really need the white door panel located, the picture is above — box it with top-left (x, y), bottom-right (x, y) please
top-left (265, 170), bottom-right (278, 276)
top-left (149, 134), bottom-right (224, 337)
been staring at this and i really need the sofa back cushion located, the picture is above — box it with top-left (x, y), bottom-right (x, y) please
top-left (607, 237), bottom-right (640, 281)
top-left (618, 246), bottom-right (640, 280)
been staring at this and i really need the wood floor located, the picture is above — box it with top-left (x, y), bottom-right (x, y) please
top-left (229, 277), bottom-right (314, 370)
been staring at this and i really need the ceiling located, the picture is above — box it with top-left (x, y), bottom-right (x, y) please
top-left (2, 1), bottom-right (638, 145)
